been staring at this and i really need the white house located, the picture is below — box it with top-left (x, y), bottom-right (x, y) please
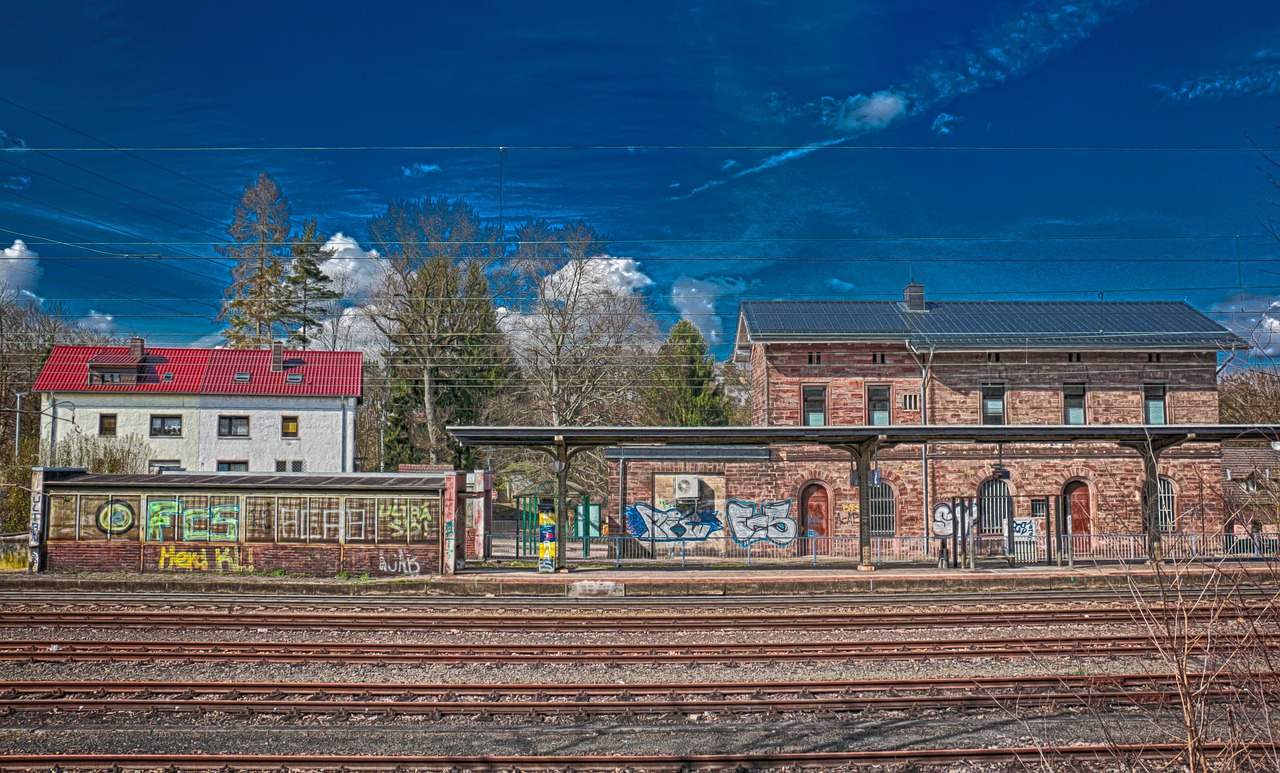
top-left (33, 338), bottom-right (363, 473)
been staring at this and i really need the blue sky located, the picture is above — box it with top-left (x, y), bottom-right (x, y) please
top-left (3, 0), bottom-right (1280, 353)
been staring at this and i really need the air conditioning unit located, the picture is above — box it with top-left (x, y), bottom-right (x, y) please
top-left (672, 474), bottom-right (700, 499)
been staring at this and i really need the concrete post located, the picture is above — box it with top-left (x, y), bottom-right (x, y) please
top-left (554, 437), bottom-right (569, 572)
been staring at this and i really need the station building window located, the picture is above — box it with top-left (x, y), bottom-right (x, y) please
top-left (802, 385), bottom-right (827, 426)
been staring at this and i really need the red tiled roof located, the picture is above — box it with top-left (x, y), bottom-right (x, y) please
top-left (33, 345), bottom-right (362, 397)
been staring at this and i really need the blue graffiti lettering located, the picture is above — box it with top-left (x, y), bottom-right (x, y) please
top-left (625, 502), bottom-right (722, 542)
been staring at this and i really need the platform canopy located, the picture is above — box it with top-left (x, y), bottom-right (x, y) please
top-left (448, 423), bottom-right (1280, 448)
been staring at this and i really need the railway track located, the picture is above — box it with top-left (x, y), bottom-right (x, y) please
top-left (5, 632), bottom-right (1273, 663)
top-left (0, 744), bottom-right (1276, 771)
top-left (1, 605), bottom-right (1246, 631)
top-left (0, 673), bottom-right (1245, 716)
top-left (3, 584), bottom-right (1276, 610)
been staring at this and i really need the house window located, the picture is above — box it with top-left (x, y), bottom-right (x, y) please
top-left (291, 460), bottom-right (304, 473)
top-left (1244, 476), bottom-right (1258, 492)
top-left (872, 352), bottom-right (886, 364)
top-left (148, 460), bottom-right (181, 473)
top-left (868, 483), bottom-right (896, 535)
top-left (218, 416), bottom-right (250, 437)
top-left (161, 372), bottom-right (175, 382)
top-left (987, 352), bottom-right (1001, 363)
top-left (277, 460), bottom-right (304, 473)
top-left (100, 371), bottom-right (121, 383)
top-left (149, 415), bottom-right (183, 437)
top-left (281, 416), bottom-right (299, 438)
top-left (1143, 383), bottom-right (1167, 424)
top-left (217, 461), bottom-right (249, 472)
top-left (902, 393), bottom-right (920, 411)
top-left (801, 386), bottom-right (827, 427)
top-left (1148, 353), bottom-right (1162, 363)
top-left (1157, 477), bottom-right (1176, 531)
top-left (1063, 383), bottom-right (1086, 425)
top-left (275, 460), bottom-right (288, 472)
top-left (868, 386), bottom-right (891, 426)
top-left (1068, 352), bottom-right (1083, 363)
top-left (980, 383), bottom-right (1005, 425)
top-left (98, 414), bottom-right (117, 437)
top-left (807, 352), bottom-right (822, 365)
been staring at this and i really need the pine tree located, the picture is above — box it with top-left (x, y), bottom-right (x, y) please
top-left (284, 218), bottom-right (340, 348)
top-left (218, 172), bottom-right (292, 348)
top-left (642, 320), bottom-right (733, 426)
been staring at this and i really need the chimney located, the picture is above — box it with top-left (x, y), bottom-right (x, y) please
top-left (904, 283), bottom-right (926, 312)
top-left (270, 340), bottom-right (284, 373)
top-left (128, 336), bottom-right (145, 358)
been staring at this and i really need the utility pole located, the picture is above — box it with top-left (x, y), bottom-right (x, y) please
top-left (12, 392), bottom-right (26, 461)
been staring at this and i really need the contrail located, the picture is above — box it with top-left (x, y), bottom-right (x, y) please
top-left (676, 0), bottom-right (1151, 198)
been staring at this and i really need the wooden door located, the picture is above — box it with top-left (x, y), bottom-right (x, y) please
top-left (801, 484), bottom-right (829, 539)
top-left (1067, 484), bottom-right (1091, 535)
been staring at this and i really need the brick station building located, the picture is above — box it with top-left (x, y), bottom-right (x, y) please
top-left (608, 285), bottom-right (1246, 547)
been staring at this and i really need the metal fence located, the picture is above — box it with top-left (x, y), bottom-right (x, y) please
top-left (482, 530), bottom-right (1280, 569)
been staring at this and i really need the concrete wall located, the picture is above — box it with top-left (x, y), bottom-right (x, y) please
top-left (40, 392), bottom-right (358, 473)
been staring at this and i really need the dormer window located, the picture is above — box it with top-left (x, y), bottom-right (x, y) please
top-left (161, 373), bottom-right (174, 382)
top-left (233, 372), bottom-right (251, 383)
top-left (285, 373), bottom-right (304, 384)
top-left (101, 372), bottom-right (120, 383)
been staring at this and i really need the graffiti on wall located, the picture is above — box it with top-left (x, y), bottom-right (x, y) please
top-left (931, 501), bottom-right (975, 537)
top-left (157, 545), bottom-right (254, 572)
top-left (148, 500), bottom-right (239, 542)
top-left (625, 502), bottom-right (722, 542)
top-left (94, 500), bottom-right (136, 536)
top-left (726, 498), bottom-right (798, 547)
top-left (834, 501), bottom-right (859, 529)
top-left (29, 493), bottom-right (43, 547)
top-left (378, 548), bottom-right (421, 575)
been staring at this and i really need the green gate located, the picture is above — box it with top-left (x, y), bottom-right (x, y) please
top-left (514, 488), bottom-right (601, 558)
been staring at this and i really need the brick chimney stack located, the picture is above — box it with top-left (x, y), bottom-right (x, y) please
top-left (904, 283), bottom-right (926, 312)
top-left (270, 340), bottom-right (284, 372)
top-left (128, 336), bottom-right (145, 358)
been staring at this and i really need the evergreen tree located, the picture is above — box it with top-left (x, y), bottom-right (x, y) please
top-left (218, 172), bottom-right (292, 348)
top-left (641, 320), bottom-right (732, 426)
top-left (284, 218), bottom-right (340, 348)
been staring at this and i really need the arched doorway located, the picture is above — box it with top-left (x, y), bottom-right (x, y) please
top-left (978, 478), bottom-right (1013, 535)
top-left (799, 483), bottom-right (829, 555)
top-left (1063, 481), bottom-right (1092, 550)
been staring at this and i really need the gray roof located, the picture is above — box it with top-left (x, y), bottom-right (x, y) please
top-left (603, 446), bottom-right (772, 461)
top-left (737, 300), bottom-right (1244, 350)
top-left (41, 471), bottom-right (447, 491)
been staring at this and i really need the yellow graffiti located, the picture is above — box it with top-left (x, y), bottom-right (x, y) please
top-left (214, 547), bottom-right (253, 572)
top-left (158, 545), bottom-right (208, 571)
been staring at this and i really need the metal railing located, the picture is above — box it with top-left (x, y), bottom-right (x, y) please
top-left (480, 531), bottom-right (1280, 569)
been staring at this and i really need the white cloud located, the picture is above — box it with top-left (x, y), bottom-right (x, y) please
top-left (670, 275), bottom-right (747, 345)
top-left (546, 256), bottom-right (653, 300)
top-left (828, 278), bottom-right (855, 291)
top-left (1154, 54), bottom-right (1280, 103)
top-left (78, 310), bottom-right (116, 335)
top-left (191, 334), bottom-right (225, 348)
top-left (0, 239), bottom-right (41, 292)
top-left (401, 162), bottom-right (442, 177)
top-left (2, 176), bottom-right (30, 190)
top-left (721, 159), bottom-right (739, 171)
top-left (931, 113), bottom-right (959, 135)
top-left (313, 303), bottom-right (389, 359)
top-left (835, 90), bottom-right (908, 132)
top-left (319, 232), bottom-right (386, 298)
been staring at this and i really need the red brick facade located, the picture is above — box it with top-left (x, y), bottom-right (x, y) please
top-left (611, 342), bottom-right (1227, 542)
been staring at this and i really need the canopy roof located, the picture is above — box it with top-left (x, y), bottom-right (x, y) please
top-left (449, 424), bottom-right (1280, 448)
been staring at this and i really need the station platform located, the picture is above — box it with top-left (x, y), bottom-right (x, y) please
top-left (1, 562), bottom-right (1275, 598)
